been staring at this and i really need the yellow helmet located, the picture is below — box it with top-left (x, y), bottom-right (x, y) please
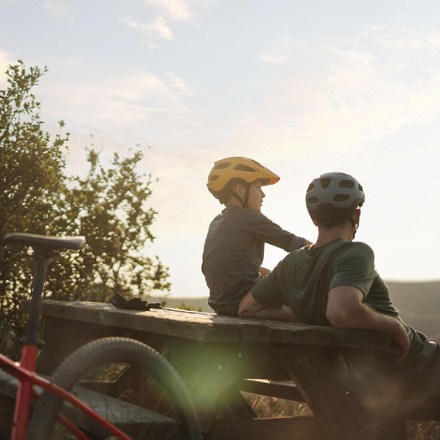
top-left (207, 157), bottom-right (280, 196)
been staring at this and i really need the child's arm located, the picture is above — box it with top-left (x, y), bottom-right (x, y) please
top-left (249, 210), bottom-right (310, 251)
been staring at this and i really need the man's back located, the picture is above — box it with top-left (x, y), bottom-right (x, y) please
top-left (251, 238), bottom-right (435, 375)
top-left (239, 171), bottom-right (440, 405)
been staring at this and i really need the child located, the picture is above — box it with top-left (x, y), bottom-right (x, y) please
top-left (202, 157), bottom-right (310, 316)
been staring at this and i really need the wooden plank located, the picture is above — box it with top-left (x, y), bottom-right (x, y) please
top-left (0, 370), bottom-right (19, 399)
top-left (237, 379), bottom-right (305, 402)
top-left (40, 300), bottom-right (391, 350)
top-left (0, 370), bottom-right (175, 437)
top-left (274, 345), bottom-right (370, 440)
top-left (65, 385), bottom-right (176, 437)
top-left (0, 394), bottom-right (14, 440)
top-left (206, 416), bottom-right (324, 440)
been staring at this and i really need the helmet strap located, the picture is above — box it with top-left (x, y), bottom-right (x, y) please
top-left (243, 184), bottom-right (250, 208)
top-left (232, 183), bottom-right (250, 208)
top-left (349, 216), bottom-right (359, 239)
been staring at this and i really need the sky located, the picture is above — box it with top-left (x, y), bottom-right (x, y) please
top-left (1, 0), bottom-right (440, 300)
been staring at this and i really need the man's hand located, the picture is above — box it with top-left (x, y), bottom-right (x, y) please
top-left (387, 320), bottom-right (410, 362)
top-left (239, 292), bottom-right (301, 323)
top-left (327, 285), bottom-right (410, 361)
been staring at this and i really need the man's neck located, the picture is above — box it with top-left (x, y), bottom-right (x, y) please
top-left (314, 224), bottom-right (354, 248)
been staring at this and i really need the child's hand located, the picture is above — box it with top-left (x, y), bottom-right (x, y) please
top-left (259, 267), bottom-right (271, 277)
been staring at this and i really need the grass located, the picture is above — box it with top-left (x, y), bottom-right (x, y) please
top-left (243, 393), bottom-right (440, 440)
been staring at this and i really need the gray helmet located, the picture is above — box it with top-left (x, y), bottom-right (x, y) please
top-left (306, 172), bottom-right (365, 225)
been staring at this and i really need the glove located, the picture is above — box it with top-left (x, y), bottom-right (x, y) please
top-left (111, 292), bottom-right (162, 311)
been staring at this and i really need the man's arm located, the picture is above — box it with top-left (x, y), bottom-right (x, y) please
top-left (326, 285), bottom-right (409, 361)
top-left (238, 291), bottom-right (301, 322)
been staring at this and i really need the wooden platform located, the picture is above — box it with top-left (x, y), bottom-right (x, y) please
top-left (34, 300), bottom-right (439, 440)
top-left (37, 300), bottom-right (391, 348)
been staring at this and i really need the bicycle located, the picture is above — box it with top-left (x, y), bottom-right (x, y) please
top-left (0, 232), bottom-right (202, 440)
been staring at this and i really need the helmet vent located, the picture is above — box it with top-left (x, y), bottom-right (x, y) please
top-left (320, 178), bottom-right (331, 189)
top-left (334, 194), bottom-right (350, 202)
top-left (339, 180), bottom-right (354, 189)
top-left (234, 164), bottom-right (256, 172)
top-left (214, 162), bottom-right (230, 170)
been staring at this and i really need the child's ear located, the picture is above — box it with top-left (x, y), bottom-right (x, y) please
top-left (233, 183), bottom-right (246, 198)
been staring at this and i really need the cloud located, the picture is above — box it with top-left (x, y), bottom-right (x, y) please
top-left (142, 0), bottom-right (216, 22)
top-left (39, 69), bottom-right (196, 145)
top-left (236, 25), bottom-right (440, 161)
top-left (0, 50), bottom-right (13, 87)
top-left (145, 0), bottom-right (193, 22)
top-left (123, 15), bottom-right (174, 41)
top-left (259, 37), bottom-right (307, 64)
top-left (128, 0), bottom-right (216, 44)
top-left (0, 49), bottom-right (12, 68)
top-left (164, 72), bottom-right (191, 95)
top-left (377, 26), bottom-right (440, 51)
top-left (42, 1), bottom-right (72, 20)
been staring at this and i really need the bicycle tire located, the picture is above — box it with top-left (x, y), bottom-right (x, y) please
top-left (28, 337), bottom-right (202, 440)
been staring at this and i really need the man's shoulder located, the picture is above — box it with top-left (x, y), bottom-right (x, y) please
top-left (336, 241), bottom-right (375, 260)
top-left (348, 241), bottom-right (374, 253)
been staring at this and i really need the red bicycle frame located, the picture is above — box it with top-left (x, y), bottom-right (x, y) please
top-left (0, 235), bottom-right (131, 439)
top-left (1, 347), bottom-right (131, 440)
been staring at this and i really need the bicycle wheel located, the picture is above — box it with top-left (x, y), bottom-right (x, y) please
top-left (28, 337), bottom-right (202, 440)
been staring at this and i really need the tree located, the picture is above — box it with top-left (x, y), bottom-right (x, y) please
top-left (47, 149), bottom-right (171, 302)
top-left (0, 61), bottom-right (170, 353)
top-left (0, 61), bottom-right (69, 345)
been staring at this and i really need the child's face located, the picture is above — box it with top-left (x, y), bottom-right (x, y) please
top-left (247, 180), bottom-right (265, 211)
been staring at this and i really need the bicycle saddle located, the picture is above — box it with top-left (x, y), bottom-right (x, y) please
top-left (2, 232), bottom-right (86, 251)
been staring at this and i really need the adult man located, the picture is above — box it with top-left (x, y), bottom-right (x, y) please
top-left (239, 172), bottom-right (439, 402)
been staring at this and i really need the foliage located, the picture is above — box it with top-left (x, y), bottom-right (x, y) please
top-left (175, 302), bottom-right (202, 312)
top-left (0, 61), bottom-right (170, 352)
top-left (0, 61), bottom-right (69, 341)
top-left (47, 149), bottom-right (171, 302)
top-left (245, 394), bottom-right (439, 439)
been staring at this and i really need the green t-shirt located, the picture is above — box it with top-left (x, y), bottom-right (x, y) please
top-left (251, 239), bottom-right (436, 374)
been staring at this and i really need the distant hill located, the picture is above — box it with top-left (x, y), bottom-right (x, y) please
top-left (387, 280), bottom-right (440, 342)
top-left (150, 296), bottom-right (213, 313)
top-left (386, 281), bottom-right (440, 314)
top-left (152, 280), bottom-right (440, 341)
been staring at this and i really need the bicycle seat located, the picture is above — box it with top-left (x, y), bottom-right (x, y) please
top-left (2, 233), bottom-right (86, 251)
